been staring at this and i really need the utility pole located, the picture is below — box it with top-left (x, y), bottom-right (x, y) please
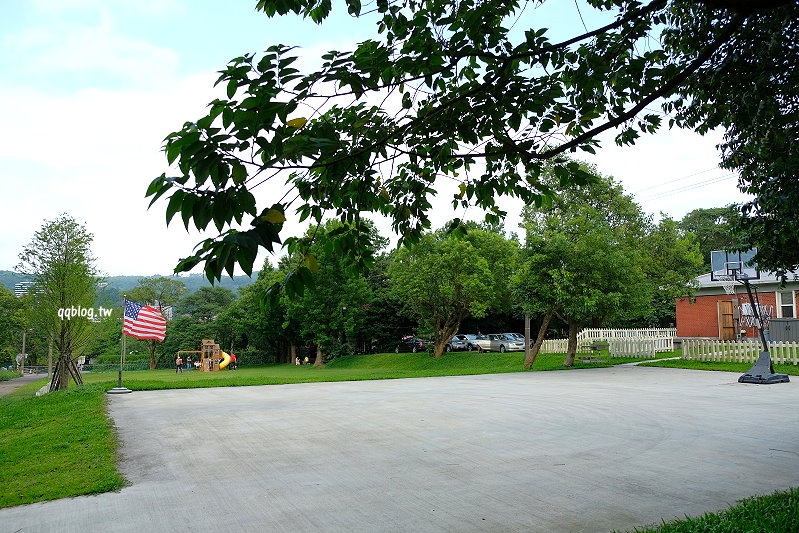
top-left (20, 330), bottom-right (27, 374)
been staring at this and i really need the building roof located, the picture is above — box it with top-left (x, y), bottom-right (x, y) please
top-left (694, 270), bottom-right (799, 296)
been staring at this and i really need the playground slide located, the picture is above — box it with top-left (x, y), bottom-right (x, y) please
top-left (219, 351), bottom-right (231, 369)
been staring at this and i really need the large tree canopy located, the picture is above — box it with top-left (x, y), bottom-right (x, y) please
top-left (149, 0), bottom-right (798, 295)
top-left (16, 214), bottom-right (98, 389)
top-left (516, 166), bottom-right (652, 366)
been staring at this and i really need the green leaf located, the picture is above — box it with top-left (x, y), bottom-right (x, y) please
top-left (286, 117), bottom-right (308, 129)
top-left (231, 161), bottom-right (247, 185)
top-left (165, 191), bottom-right (185, 226)
top-left (304, 253), bottom-right (319, 273)
top-left (261, 208), bottom-right (286, 224)
top-left (226, 78), bottom-right (238, 99)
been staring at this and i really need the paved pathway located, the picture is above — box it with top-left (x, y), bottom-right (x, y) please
top-left (0, 373), bottom-right (47, 398)
top-left (1, 366), bottom-right (797, 532)
top-left (618, 356), bottom-right (682, 366)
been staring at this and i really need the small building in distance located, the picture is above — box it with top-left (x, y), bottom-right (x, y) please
top-left (14, 281), bottom-right (35, 297)
top-left (676, 271), bottom-right (799, 340)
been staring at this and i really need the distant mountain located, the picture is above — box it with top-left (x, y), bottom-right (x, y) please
top-left (0, 271), bottom-right (254, 297)
top-left (101, 273), bottom-right (254, 294)
top-left (0, 271), bottom-right (31, 292)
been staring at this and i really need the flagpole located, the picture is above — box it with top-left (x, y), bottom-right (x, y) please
top-left (108, 297), bottom-right (132, 394)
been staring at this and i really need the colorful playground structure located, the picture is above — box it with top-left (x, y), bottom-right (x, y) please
top-left (177, 339), bottom-right (232, 371)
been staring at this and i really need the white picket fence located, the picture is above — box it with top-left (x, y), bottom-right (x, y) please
top-left (540, 339), bottom-right (590, 354)
top-left (578, 328), bottom-right (677, 343)
top-left (608, 339), bottom-right (657, 358)
top-left (539, 328), bottom-right (676, 357)
top-left (682, 339), bottom-right (799, 365)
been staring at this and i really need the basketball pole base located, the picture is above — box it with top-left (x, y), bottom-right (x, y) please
top-left (107, 387), bottom-right (133, 394)
top-left (738, 350), bottom-right (790, 385)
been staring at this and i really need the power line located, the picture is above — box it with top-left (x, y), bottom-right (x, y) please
top-left (631, 166), bottom-right (720, 194)
top-left (639, 173), bottom-right (737, 201)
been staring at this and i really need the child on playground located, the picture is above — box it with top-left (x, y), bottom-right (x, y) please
top-left (175, 355), bottom-right (183, 373)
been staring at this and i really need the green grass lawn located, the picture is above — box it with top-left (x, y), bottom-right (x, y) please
top-left (638, 358), bottom-right (799, 375)
top-left (623, 486), bottom-right (799, 532)
top-left (0, 383), bottom-right (125, 508)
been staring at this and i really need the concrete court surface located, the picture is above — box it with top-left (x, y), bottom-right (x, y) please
top-left (1, 366), bottom-right (798, 533)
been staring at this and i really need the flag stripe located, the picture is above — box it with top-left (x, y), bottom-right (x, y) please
top-left (123, 299), bottom-right (167, 342)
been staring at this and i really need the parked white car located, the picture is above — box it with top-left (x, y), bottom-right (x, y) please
top-left (474, 334), bottom-right (524, 353)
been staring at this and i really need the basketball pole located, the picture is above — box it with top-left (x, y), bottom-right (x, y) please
top-left (737, 274), bottom-right (789, 385)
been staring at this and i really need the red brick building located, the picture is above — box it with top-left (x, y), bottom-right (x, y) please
top-left (676, 272), bottom-right (798, 340)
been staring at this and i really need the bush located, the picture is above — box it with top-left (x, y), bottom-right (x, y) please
top-left (231, 347), bottom-right (272, 366)
top-left (0, 347), bottom-right (15, 368)
top-left (323, 343), bottom-right (355, 361)
top-left (0, 368), bottom-right (21, 382)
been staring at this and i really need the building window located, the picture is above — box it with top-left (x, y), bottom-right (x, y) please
top-left (777, 291), bottom-right (796, 318)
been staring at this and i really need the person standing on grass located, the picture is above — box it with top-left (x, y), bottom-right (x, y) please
top-left (175, 355), bottom-right (183, 373)
top-left (230, 352), bottom-right (237, 370)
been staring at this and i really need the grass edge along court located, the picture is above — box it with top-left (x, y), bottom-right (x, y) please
top-left (1, 351), bottom-right (797, 532)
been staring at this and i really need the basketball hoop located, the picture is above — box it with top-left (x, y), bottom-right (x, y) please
top-left (716, 274), bottom-right (736, 295)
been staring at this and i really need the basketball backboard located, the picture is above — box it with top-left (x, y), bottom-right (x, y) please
top-left (710, 249), bottom-right (760, 281)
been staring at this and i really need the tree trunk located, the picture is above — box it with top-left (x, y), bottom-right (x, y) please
top-left (54, 354), bottom-right (71, 391)
top-left (432, 319), bottom-right (461, 359)
top-left (148, 339), bottom-right (158, 370)
top-left (314, 344), bottom-right (324, 367)
top-left (563, 319), bottom-right (580, 367)
top-left (50, 353), bottom-right (82, 391)
top-left (290, 344), bottom-right (297, 365)
top-left (524, 309), bottom-right (554, 369)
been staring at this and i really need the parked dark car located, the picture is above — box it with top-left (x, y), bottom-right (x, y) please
top-left (395, 337), bottom-right (428, 353)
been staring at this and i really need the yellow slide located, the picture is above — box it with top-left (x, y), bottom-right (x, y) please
top-left (219, 350), bottom-right (231, 369)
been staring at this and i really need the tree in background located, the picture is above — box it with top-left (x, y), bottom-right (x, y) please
top-left (360, 253), bottom-right (412, 354)
top-left (389, 228), bottom-right (518, 358)
top-left (242, 262), bottom-right (302, 363)
top-left (517, 168), bottom-right (650, 366)
top-left (148, 0), bottom-right (798, 297)
top-left (126, 277), bottom-right (188, 369)
top-left (16, 214), bottom-right (98, 389)
top-left (176, 286), bottom-right (236, 322)
top-left (639, 217), bottom-right (704, 327)
top-left (281, 220), bottom-right (378, 366)
top-left (663, 4), bottom-right (799, 276)
top-left (84, 309), bottom-right (123, 363)
top-left (678, 206), bottom-right (740, 271)
top-left (0, 287), bottom-right (28, 368)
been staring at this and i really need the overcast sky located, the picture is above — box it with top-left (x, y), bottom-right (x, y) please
top-left (0, 0), bottom-right (749, 277)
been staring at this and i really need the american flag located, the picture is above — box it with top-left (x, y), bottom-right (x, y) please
top-left (123, 299), bottom-right (167, 341)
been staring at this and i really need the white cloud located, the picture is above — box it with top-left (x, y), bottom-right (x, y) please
top-left (585, 127), bottom-right (750, 220)
top-left (0, 72), bottom-right (233, 276)
top-left (6, 19), bottom-right (179, 90)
